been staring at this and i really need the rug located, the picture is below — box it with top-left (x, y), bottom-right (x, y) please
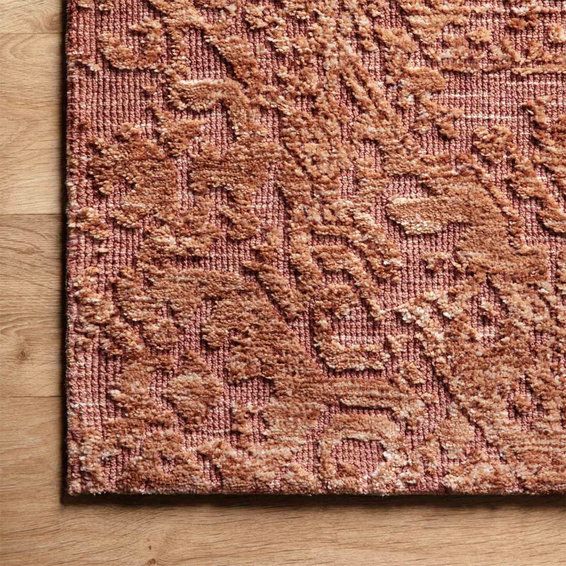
top-left (65, 0), bottom-right (566, 495)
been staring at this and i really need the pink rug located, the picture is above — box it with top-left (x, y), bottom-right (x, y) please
top-left (66, 0), bottom-right (566, 494)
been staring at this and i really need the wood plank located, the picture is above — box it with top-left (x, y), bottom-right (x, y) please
top-left (0, 215), bottom-right (62, 398)
top-left (0, 149), bottom-right (62, 214)
top-left (0, 34), bottom-right (61, 102)
top-left (0, 0), bottom-right (61, 34)
top-left (1, 399), bottom-right (565, 566)
top-left (0, 33), bottom-right (61, 214)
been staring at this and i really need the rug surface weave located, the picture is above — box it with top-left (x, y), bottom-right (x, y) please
top-left (66, 0), bottom-right (566, 495)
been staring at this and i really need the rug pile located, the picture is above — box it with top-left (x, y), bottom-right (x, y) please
top-left (66, 0), bottom-right (565, 494)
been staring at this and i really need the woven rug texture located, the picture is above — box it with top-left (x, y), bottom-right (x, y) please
top-left (66, 0), bottom-right (566, 495)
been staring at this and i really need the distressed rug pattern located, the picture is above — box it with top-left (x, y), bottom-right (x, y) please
top-left (66, 0), bottom-right (566, 494)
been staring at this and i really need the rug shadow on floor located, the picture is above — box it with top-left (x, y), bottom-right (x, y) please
top-left (61, 492), bottom-right (565, 509)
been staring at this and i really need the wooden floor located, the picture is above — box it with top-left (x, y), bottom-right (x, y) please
top-left (1, 1), bottom-right (565, 564)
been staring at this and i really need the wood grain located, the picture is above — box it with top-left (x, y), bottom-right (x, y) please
top-left (0, 0), bottom-right (62, 34)
top-left (0, 33), bottom-right (62, 214)
top-left (0, 1), bottom-right (565, 565)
